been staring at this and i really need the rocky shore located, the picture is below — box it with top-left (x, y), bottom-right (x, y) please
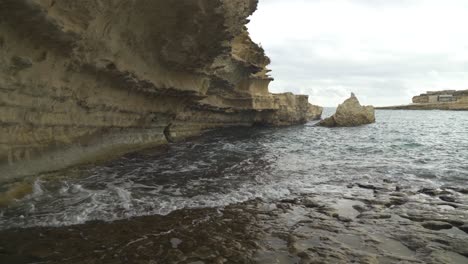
top-left (2, 2), bottom-right (467, 264)
top-left (0, 0), bottom-right (321, 182)
top-left (1, 180), bottom-right (467, 264)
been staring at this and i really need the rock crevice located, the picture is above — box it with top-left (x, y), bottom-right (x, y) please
top-left (0, 0), bottom-right (322, 181)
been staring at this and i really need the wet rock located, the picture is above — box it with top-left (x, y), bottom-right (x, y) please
top-left (400, 213), bottom-right (463, 226)
top-left (0, 182), bottom-right (33, 207)
top-left (297, 251), bottom-right (313, 264)
top-left (383, 179), bottom-right (397, 184)
top-left (459, 225), bottom-right (468, 234)
top-left (444, 219), bottom-right (465, 227)
top-left (446, 187), bottom-right (468, 195)
top-left (335, 215), bottom-right (353, 223)
top-left (318, 116), bottom-right (337, 127)
top-left (193, 246), bottom-right (215, 260)
top-left (387, 196), bottom-right (409, 206)
top-left (170, 238), bottom-right (183, 249)
top-left (421, 221), bottom-right (453, 231)
top-left (303, 198), bottom-right (321, 208)
top-left (352, 204), bottom-right (368, 213)
top-left (280, 198), bottom-right (299, 204)
top-left (318, 93), bottom-right (375, 127)
top-left (276, 202), bottom-right (293, 211)
top-left (258, 203), bottom-right (277, 212)
top-left (356, 183), bottom-right (380, 190)
top-left (10, 56), bottom-right (33, 70)
top-left (357, 213), bottom-right (392, 219)
top-left (361, 256), bottom-right (379, 264)
top-left (166, 249), bottom-right (186, 262)
top-left (419, 188), bottom-right (439, 196)
top-left (0, 206), bottom-right (260, 263)
top-left (439, 195), bottom-right (456, 203)
top-left (390, 192), bottom-right (407, 197)
top-left (1, 183), bottom-right (467, 264)
top-left (449, 240), bottom-right (468, 258)
top-left (357, 184), bottom-right (377, 190)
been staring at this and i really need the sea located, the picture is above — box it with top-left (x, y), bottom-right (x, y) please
top-left (1, 109), bottom-right (467, 229)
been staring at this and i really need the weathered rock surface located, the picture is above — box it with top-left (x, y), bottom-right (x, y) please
top-left (1, 180), bottom-right (467, 264)
top-left (422, 221), bottom-right (454, 231)
top-left (0, 0), bottom-right (322, 181)
top-left (319, 93), bottom-right (375, 127)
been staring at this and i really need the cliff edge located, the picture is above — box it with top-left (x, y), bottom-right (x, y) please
top-left (0, 0), bottom-right (322, 181)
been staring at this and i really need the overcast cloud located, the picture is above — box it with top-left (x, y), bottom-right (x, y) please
top-left (247, 0), bottom-right (468, 106)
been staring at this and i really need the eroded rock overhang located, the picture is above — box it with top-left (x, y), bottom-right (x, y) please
top-left (0, 0), bottom-right (322, 181)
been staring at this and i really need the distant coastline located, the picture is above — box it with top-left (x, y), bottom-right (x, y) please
top-left (377, 89), bottom-right (468, 111)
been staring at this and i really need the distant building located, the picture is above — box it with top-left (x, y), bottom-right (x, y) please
top-left (428, 95), bottom-right (438, 103)
top-left (438, 94), bottom-right (456, 102)
top-left (412, 89), bottom-right (468, 104)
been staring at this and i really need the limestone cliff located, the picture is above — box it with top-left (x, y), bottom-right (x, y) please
top-left (0, 0), bottom-right (322, 181)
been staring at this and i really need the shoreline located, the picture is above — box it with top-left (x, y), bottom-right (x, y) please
top-left (1, 180), bottom-right (467, 264)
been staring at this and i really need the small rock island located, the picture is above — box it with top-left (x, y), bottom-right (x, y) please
top-left (319, 93), bottom-right (376, 127)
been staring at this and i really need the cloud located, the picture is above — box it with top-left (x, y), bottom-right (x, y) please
top-left (248, 0), bottom-right (468, 106)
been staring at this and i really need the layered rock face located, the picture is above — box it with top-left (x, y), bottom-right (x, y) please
top-left (319, 93), bottom-right (375, 127)
top-left (0, 0), bottom-right (322, 181)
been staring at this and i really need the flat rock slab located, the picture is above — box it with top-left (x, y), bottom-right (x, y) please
top-left (0, 181), bottom-right (467, 264)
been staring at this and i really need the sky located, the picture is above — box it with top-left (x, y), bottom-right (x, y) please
top-left (247, 0), bottom-right (468, 106)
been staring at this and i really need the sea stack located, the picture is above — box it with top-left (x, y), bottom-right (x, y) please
top-left (319, 93), bottom-right (375, 127)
